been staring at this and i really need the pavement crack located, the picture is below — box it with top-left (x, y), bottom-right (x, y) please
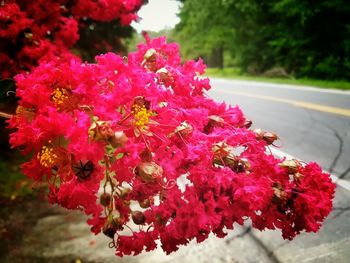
top-left (225, 226), bottom-right (251, 244)
top-left (307, 111), bottom-right (349, 177)
top-left (339, 165), bottom-right (350, 179)
top-left (328, 130), bottom-right (344, 174)
top-left (247, 231), bottom-right (281, 263)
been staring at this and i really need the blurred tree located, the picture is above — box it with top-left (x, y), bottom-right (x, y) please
top-left (75, 19), bottom-right (135, 61)
top-left (176, 0), bottom-right (350, 80)
top-left (269, 0), bottom-right (350, 80)
top-left (175, 0), bottom-right (235, 68)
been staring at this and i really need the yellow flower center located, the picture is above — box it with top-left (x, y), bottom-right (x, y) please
top-left (51, 88), bottom-right (69, 107)
top-left (131, 105), bottom-right (152, 128)
top-left (37, 145), bottom-right (58, 168)
top-left (16, 105), bottom-right (26, 115)
top-left (15, 106), bottom-right (35, 120)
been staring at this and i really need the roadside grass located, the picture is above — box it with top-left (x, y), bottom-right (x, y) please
top-left (205, 68), bottom-right (350, 91)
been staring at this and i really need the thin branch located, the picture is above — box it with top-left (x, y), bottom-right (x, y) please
top-left (0, 111), bottom-right (13, 119)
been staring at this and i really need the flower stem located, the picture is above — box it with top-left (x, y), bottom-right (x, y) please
top-left (0, 111), bottom-right (13, 119)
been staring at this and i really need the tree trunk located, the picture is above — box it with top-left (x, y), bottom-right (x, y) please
top-left (208, 45), bottom-right (224, 69)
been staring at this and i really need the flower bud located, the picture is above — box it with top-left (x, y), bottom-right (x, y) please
top-left (100, 193), bottom-right (111, 207)
top-left (157, 67), bottom-right (173, 83)
top-left (135, 162), bottom-right (163, 183)
top-left (139, 197), bottom-right (154, 208)
top-left (144, 49), bottom-right (157, 62)
top-left (157, 67), bottom-right (168, 77)
top-left (155, 214), bottom-right (167, 225)
top-left (109, 131), bottom-right (128, 148)
top-left (142, 49), bottom-right (158, 72)
top-left (131, 211), bottom-right (146, 225)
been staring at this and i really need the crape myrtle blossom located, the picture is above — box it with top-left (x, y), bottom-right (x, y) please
top-left (9, 36), bottom-right (335, 256)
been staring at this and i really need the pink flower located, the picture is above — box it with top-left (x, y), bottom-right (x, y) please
top-left (10, 36), bottom-right (335, 256)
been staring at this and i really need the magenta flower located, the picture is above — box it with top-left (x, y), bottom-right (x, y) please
top-left (9, 36), bottom-right (335, 256)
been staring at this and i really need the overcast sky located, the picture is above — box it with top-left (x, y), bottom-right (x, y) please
top-left (131, 0), bottom-right (181, 32)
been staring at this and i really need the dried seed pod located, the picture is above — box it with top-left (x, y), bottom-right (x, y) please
top-left (217, 154), bottom-right (251, 173)
top-left (204, 115), bottom-right (224, 134)
top-left (254, 129), bottom-right (278, 145)
top-left (174, 121), bottom-right (193, 137)
top-left (119, 187), bottom-right (131, 199)
top-left (135, 162), bottom-right (163, 183)
top-left (272, 182), bottom-right (287, 204)
top-left (131, 211), bottom-right (146, 225)
top-left (139, 148), bottom-right (153, 162)
top-left (229, 157), bottom-right (250, 173)
top-left (100, 193), bottom-right (111, 206)
top-left (242, 119), bottom-right (252, 129)
top-left (73, 160), bottom-right (94, 181)
top-left (159, 189), bottom-right (168, 200)
top-left (112, 217), bottom-right (125, 231)
top-left (89, 120), bottom-right (113, 141)
top-left (263, 132), bottom-right (278, 145)
top-left (15, 106), bottom-right (35, 121)
top-left (212, 142), bottom-right (233, 160)
top-left (253, 128), bottom-right (264, 140)
top-left (133, 96), bottom-right (151, 110)
top-left (294, 172), bottom-right (303, 182)
top-left (103, 221), bottom-right (117, 239)
top-left (279, 159), bottom-right (301, 174)
top-left (208, 115), bottom-right (225, 125)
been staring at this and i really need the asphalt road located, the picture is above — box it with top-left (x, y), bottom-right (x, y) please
top-left (207, 78), bottom-right (350, 262)
top-left (208, 78), bottom-right (350, 179)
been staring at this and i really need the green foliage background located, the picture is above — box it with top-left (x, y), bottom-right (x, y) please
top-left (175, 0), bottom-right (350, 80)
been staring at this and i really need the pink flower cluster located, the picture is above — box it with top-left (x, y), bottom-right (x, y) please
top-left (0, 0), bottom-right (143, 78)
top-left (9, 36), bottom-right (335, 256)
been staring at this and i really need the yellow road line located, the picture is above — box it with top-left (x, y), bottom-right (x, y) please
top-left (216, 89), bottom-right (350, 117)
